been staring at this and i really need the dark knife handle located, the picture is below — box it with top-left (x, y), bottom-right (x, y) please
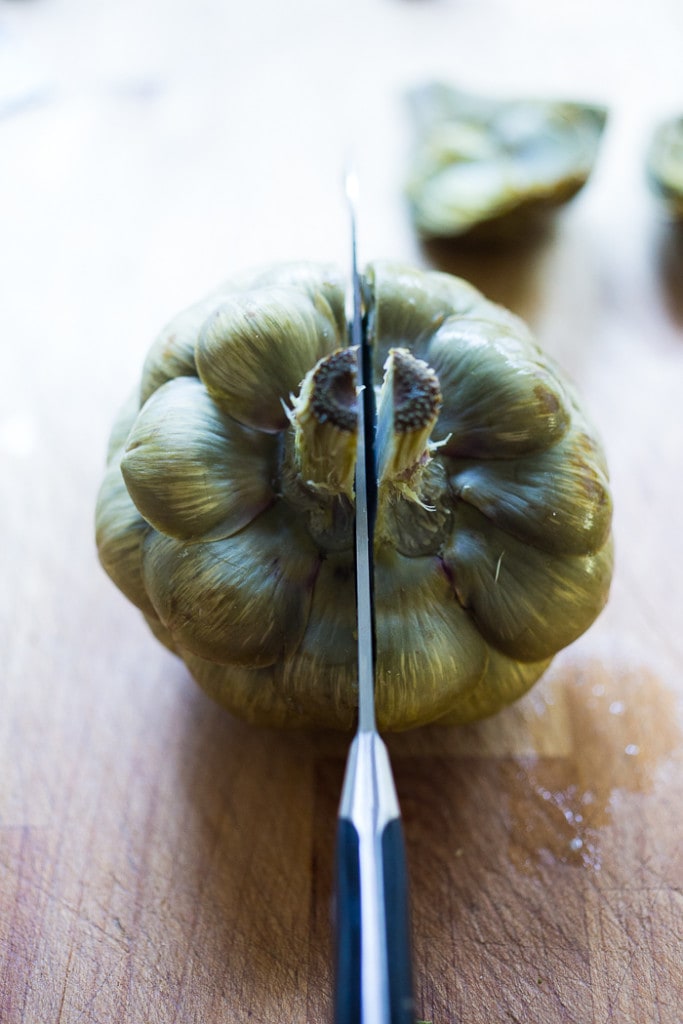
top-left (333, 814), bottom-right (415, 1024)
top-left (381, 817), bottom-right (415, 1023)
top-left (333, 817), bottom-right (362, 1023)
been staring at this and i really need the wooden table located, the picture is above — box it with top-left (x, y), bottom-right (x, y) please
top-left (1, 1), bottom-right (681, 1021)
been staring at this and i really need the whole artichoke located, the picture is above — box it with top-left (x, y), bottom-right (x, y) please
top-left (96, 261), bottom-right (613, 731)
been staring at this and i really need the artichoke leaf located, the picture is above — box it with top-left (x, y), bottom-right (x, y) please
top-left (411, 159), bottom-right (516, 237)
top-left (293, 552), bottom-right (357, 664)
top-left (143, 613), bottom-right (178, 654)
top-left (179, 653), bottom-right (283, 727)
top-left (436, 647), bottom-right (552, 725)
top-left (365, 260), bottom-right (484, 366)
top-left (182, 652), bottom-right (354, 731)
top-left (139, 294), bottom-right (231, 406)
top-left (274, 552), bottom-right (359, 730)
top-left (646, 115), bottom-right (683, 219)
top-left (427, 317), bottom-right (570, 457)
top-left (374, 546), bottom-right (488, 730)
top-left (405, 82), bottom-right (607, 240)
top-left (105, 390), bottom-right (141, 464)
top-left (196, 286), bottom-right (344, 432)
top-left (95, 460), bottom-right (155, 617)
top-left (239, 261), bottom-right (348, 339)
top-left (121, 376), bottom-right (276, 542)
top-left (444, 504), bottom-right (613, 663)
top-left (140, 263), bottom-right (346, 410)
top-left (141, 504), bottom-right (320, 666)
top-left (450, 419), bottom-right (612, 556)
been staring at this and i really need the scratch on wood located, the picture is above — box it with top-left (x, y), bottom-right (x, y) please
top-left (57, 946), bottom-right (74, 1023)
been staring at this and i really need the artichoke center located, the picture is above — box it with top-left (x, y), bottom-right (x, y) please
top-left (280, 345), bottom-right (449, 556)
top-left (376, 347), bottom-right (442, 487)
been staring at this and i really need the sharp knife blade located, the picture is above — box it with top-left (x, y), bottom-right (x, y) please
top-left (347, 166), bottom-right (377, 734)
top-left (333, 169), bottom-right (415, 1024)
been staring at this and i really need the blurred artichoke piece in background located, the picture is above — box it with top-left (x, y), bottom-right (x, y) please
top-left (405, 82), bottom-right (607, 241)
top-left (646, 115), bottom-right (683, 220)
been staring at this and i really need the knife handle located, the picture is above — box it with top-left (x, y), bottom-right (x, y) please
top-left (333, 813), bottom-right (415, 1024)
top-left (381, 817), bottom-right (414, 1023)
top-left (333, 817), bottom-right (362, 1023)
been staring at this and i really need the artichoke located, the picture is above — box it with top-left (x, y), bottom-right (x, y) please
top-left (96, 261), bottom-right (613, 731)
top-left (405, 82), bottom-right (607, 241)
top-left (646, 115), bottom-right (683, 219)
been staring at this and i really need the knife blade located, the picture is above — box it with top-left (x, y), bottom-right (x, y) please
top-left (333, 169), bottom-right (415, 1024)
top-left (347, 166), bottom-right (377, 734)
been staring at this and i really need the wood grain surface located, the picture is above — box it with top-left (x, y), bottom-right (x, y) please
top-left (1, 1), bottom-right (682, 1022)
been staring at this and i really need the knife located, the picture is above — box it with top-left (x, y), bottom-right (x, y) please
top-left (333, 170), bottom-right (415, 1024)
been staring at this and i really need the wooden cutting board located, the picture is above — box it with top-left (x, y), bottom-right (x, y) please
top-left (2, 650), bottom-right (680, 1023)
top-left (1, 1), bottom-right (682, 1021)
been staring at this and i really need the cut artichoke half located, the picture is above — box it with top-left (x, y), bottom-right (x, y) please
top-left (95, 260), bottom-right (613, 731)
top-left (646, 115), bottom-right (683, 220)
top-left (405, 82), bottom-right (607, 241)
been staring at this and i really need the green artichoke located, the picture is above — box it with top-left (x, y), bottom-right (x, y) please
top-left (405, 82), bottom-right (607, 241)
top-left (96, 261), bottom-right (613, 731)
top-left (646, 115), bottom-right (683, 219)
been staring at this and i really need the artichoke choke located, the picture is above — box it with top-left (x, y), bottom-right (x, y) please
top-left (405, 82), bottom-right (607, 241)
top-left (96, 261), bottom-right (613, 730)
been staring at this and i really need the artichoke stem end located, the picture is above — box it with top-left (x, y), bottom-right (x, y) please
top-left (290, 348), bottom-right (358, 500)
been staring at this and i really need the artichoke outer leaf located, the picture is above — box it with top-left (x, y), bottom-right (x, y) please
top-left (293, 552), bottom-right (357, 665)
top-left (272, 552), bottom-right (360, 730)
top-left (444, 503), bottom-right (614, 663)
top-left (179, 653), bottom-right (286, 727)
top-left (374, 546), bottom-right (488, 731)
top-left (141, 504), bottom-right (320, 667)
top-left (449, 418), bottom-right (612, 556)
top-left (95, 460), bottom-right (156, 618)
top-left (105, 389), bottom-right (141, 464)
top-left (121, 376), bottom-right (277, 542)
top-left (97, 391), bottom-right (154, 616)
top-left (196, 286), bottom-right (344, 432)
top-left (427, 317), bottom-right (570, 457)
top-left (140, 262), bottom-right (347, 410)
top-left (140, 295), bottom-right (222, 407)
top-left (143, 613), bottom-right (178, 654)
top-left (365, 260), bottom-right (484, 367)
top-left (435, 647), bottom-right (552, 726)
top-left (240, 260), bottom-right (348, 339)
top-left (181, 651), bottom-right (357, 731)
top-left (185, 553), bottom-right (360, 732)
